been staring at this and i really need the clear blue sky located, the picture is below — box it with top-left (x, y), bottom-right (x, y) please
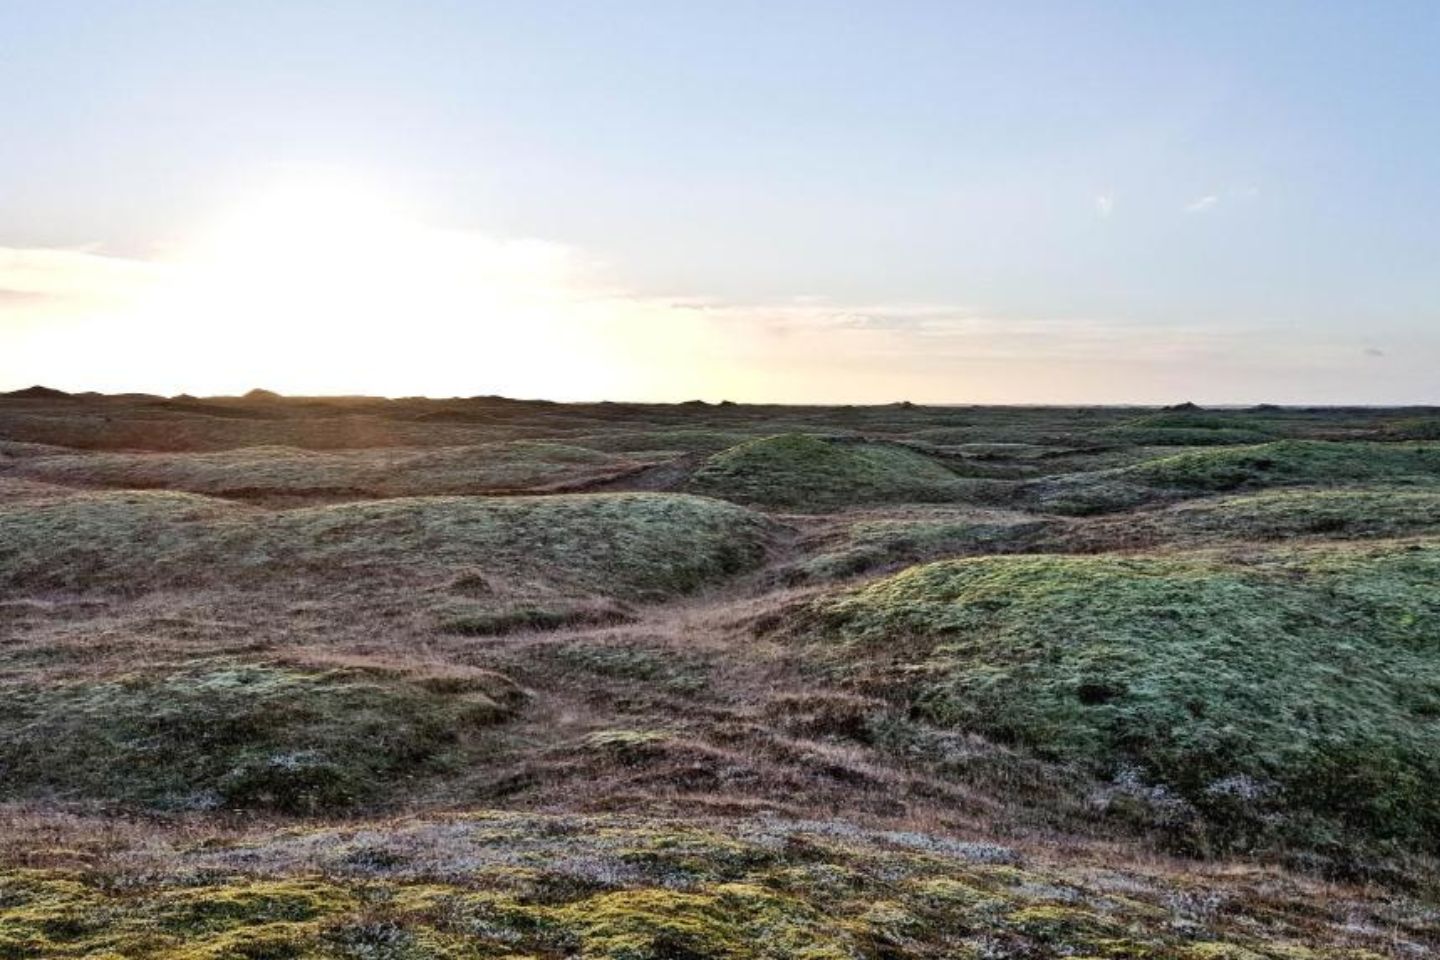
top-left (2, 1), bottom-right (1437, 402)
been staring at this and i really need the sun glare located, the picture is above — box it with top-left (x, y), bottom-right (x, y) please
top-left (125, 178), bottom-right (628, 397)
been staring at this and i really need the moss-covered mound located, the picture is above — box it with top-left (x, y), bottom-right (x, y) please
top-left (4, 811), bottom-right (1431, 959)
top-left (1084, 488), bottom-right (1440, 547)
top-left (1386, 417), bottom-right (1440, 440)
top-left (570, 428), bottom-right (760, 454)
top-left (8, 440), bottom-right (648, 498)
top-left (793, 544), bottom-right (1440, 864)
top-left (1125, 440), bottom-right (1440, 492)
top-left (687, 434), bottom-right (974, 510)
top-left (1096, 411), bottom-right (1278, 446)
top-left (0, 664), bottom-right (525, 812)
top-left (1015, 470), bottom-right (1159, 515)
top-left (0, 491), bottom-right (773, 599)
top-left (1021, 440), bottom-right (1440, 515)
top-left (784, 508), bottom-right (1055, 582)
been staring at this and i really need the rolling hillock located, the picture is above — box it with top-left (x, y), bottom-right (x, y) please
top-left (781, 506), bottom-right (1056, 582)
top-left (1126, 439), bottom-right (1440, 491)
top-left (1093, 411), bottom-right (1279, 446)
top-left (686, 434), bottom-right (981, 510)
top-left (0, 663), bottom-right (526, 812)
top-left (5, 440), bottom-right (653, 500)
top-left (0, 491), bottom-right (774, 602)
top-left (1067, 488), bottom-right (1440, 550)
top-left (5, 396), bottom-right (1440, 957)
top-left (1022, 440), bottom-right (1440, 514)
top-left (790, 542), bottom-right (1440, 871)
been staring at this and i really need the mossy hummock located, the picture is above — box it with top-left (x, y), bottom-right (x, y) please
top-left (687, 434), bottom-right (978, 510)
top-left (795, 543), bottom-right (1440, 863)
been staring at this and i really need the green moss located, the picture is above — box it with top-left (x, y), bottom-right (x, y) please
top-left (686, 434), bottom-right (978, 510)
top-left (1126, 489), bottom-right (1440, 543)
top-left (0, 873), bottom-right (355, 959)
top-left (1097, 412), bottom-right (1277, 446)
top-left (789, 511), bottom-right (1053, 581)
top-left (1386, 418), bottom-right (1440, 441)
top-left (1131, 413), bottom-right (1267, 430)
top-left (1018, 472), bottom-right (1160, 516)
top-left (0, 663), bottom-right (525, 812)
top-left (1124, 440), bottom-right (1440, 492)
top-left (552, 883), bottom-right (854, 959)
top-left (1024, 441), bottom-right (1440, 515)
top-left (11, 439), bottom-right (645, 498)
top-left (0, 806), bottom-right (1426, 959)
top-left (153, 880), bottom-right (350, 933)
top-left (0, 491), bottom-right (773, 600)
top-left (1006, 902), bottom-right (1119, 945)
top-left (795, 544), bottom-right (1440, 862)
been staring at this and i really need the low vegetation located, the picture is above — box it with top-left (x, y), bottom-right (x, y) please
top-left (781, 507), bottom-right (1055, 582)
top-left (0, 663), bottom-right (526, 812)
top-left (6, 440), bottom-right (652, 499)
top-left (687, 434), bottom-right (980, 510)
top-left (3, 812), bottom-right (1433, 959)
top-left (1094, 411), bottom-right (1278, 446)
top-left (1070, 488), bottom-right (1440, 549)
top-left (792, 543), bottom-right (1440, 873)
top-left (1125, 439), bottom-right (1440, 491)
top-left (1022, 440), bottom-right (1440, 514)
top-left (4, 392), bottom-right (1440, 957)
top-left (0, 491), bottom-right (774, 599)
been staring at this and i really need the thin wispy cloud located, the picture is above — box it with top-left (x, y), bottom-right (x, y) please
top-left (1185, 194), bottom-right (1220, 214)
top-left (1095, 194), bottom-right (1114, 218)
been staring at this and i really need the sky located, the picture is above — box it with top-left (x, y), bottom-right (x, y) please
top-left (2, 1), bottom-right (1438, 404)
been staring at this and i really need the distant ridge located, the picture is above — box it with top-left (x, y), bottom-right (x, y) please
top-left (1, 385), bottom-right (73, 399)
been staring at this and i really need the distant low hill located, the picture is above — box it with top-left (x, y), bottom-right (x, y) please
top-left (1, 384), bottom-right (73, 399)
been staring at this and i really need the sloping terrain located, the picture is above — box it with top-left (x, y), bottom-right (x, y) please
top-left (2, 392), bottom-right (1438, 958)
top-left (1, 663), bottom-right (527, 812)
top-left (1125, 439), bottom-right (1440, 491)
top-left (788, 544), bottom-right (1440, 872)
top-left (3, 440), bottom-right (656, 500)
top-left (1020, 439), bottom-right (1440, 514)
top-left (1069, 488), bottom-right (1440, 550)
top-left (1092, 410), bottom-right (1279, 446)
top-left (0, 490), bottom-right (774, 599)
top-left (686, 433), bottom-right (981, 510)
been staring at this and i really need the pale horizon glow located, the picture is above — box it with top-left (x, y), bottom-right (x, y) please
top-left (2, 2), bottom-right (1438, 405)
